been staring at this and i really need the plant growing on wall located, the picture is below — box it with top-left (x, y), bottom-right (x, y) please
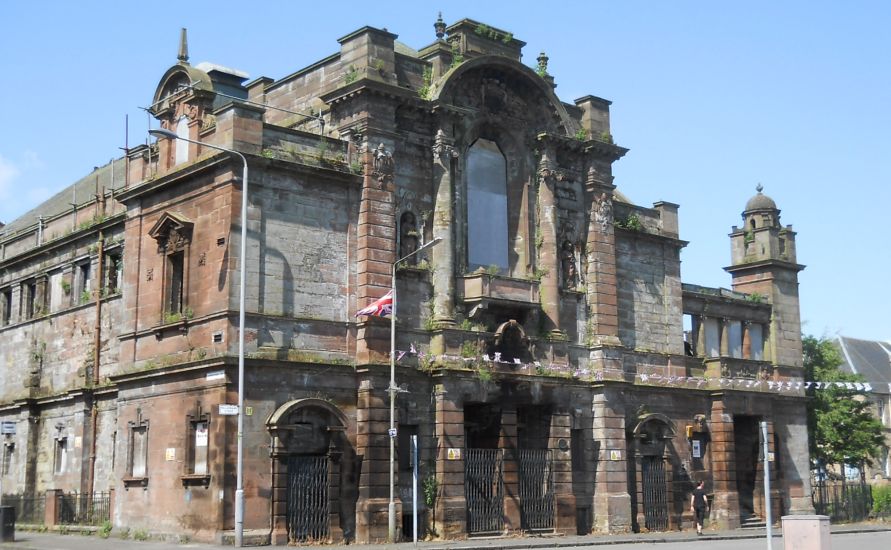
top-left (614, 214), bottom-right (642, 232)
top-left (418, 67), bottom-right (434, 100)
top-left (344, 65), bottom-right (359, 84)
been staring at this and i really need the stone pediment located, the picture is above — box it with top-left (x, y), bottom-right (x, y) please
top-left (148, 212), bottom-right (194, 253)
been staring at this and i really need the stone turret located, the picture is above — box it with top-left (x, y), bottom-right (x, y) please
top-left (726, 185), bottom-right (805, 367)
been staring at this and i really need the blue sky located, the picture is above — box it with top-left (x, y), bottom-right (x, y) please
top-left (1, 1), bottom-right (888, 341)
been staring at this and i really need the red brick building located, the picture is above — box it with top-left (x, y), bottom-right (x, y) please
top-left (0, 18), bottom-right (812, 544)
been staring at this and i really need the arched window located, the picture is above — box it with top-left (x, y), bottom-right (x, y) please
top-left (467, 139), bottom-right (508, 270)
top-left (175, 116), bottom-right (189, 165)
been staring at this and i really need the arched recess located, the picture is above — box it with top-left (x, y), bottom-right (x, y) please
top-left (266, 399), bottom-right (354, 544)
top-left (628, 413), bottom-right (678, 533)
top-left (432, 56), bottom-right (578, 281)
top-left (491, 319), bottom-right (532, 363)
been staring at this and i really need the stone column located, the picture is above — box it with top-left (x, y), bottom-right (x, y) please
top-left (431, 129), bottom-right (457, 328)
top-left (355, 372), bottom-right (393, 542)
top-left (356, 142), bottom-right (397, 364)
top-left (536, 146), bottom-right (563, 338)
top-left (584, 166), bottom-right (621, 346)
top-left (719, 319), bottom-right (730, 357)
top-left (697, 316), bottom-right (708, 357)
top-left (742, 321), bottom-right (752, 359)
top-left (433, 383), bottom-right (466, 537)
top-left (709, 398), bottom-right (740, 529)
top-left (592, 387), bottom-right (631, 532)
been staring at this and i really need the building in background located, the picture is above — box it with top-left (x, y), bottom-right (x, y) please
top-left (0, 17), bottom-right (813, 544)
top-left (835, 336), bottom-right (891, 481)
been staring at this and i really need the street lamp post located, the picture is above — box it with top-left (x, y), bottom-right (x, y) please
top-left (388, 237), bottom-right (441, 542)
top-left (149, 128), bottom-right (249, 547)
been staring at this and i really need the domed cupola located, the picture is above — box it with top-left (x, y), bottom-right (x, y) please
top-left (743, 184), bottom-right (780, 230)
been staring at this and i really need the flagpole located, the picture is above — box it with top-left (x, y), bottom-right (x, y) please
top-left (388, 237), bottom-right (441, 543)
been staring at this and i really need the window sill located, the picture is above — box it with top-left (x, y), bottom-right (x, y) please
top-left (181, 474), bottom-right (211, 488)
top-left (123, 476), bottom-right (149, 489)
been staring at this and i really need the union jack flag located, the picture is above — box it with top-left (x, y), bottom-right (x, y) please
top-left (356, 290), bottom-right (393, 317)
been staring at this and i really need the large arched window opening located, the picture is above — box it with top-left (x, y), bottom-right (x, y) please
top-left (467, 139), bottom-right (508, 270)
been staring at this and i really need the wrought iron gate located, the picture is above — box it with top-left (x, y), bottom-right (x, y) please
top-left (518, 449), bottom-right (555, 531)
top-left (641, 456), bottom-right (668, 531)
top-left (287, 455), bottom-right (329, 543)
top-left (465, 448), bottom-right (504, 534)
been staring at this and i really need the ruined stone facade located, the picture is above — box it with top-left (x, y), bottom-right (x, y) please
top-left (0, 18), bottom-right (812, 544)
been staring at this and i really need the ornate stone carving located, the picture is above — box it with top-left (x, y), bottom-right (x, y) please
top-left (593, 192), bottom-right (613, 233)
top-left (371, 143), bottom-right (394, 187)
top-left (560, 240), bottom-right (577, 289)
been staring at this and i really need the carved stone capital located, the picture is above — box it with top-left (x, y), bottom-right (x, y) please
top-left (432, 129), bottom-right (458, 160)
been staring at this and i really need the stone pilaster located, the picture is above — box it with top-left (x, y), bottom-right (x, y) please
top-left (709, 397), bottom-right (740, 529)
top-left (584, 166), bottom-right (621, 346)
top-left (355, 371), bottom-right (395, 542)
top-left (591, 387), bottom-right (631, 532)
top-left (549, 410), bottom-right (575, 535)
top-left (356, 142), bottom-right (396, 364)
top-left (499, 406), bottom-right (519, 532)
top-left (431, 129), bottom-right (457, 327)
top-left (537, 146), bottom-right (563, 338)
top-left (433, 383), bottom-right (466, 538)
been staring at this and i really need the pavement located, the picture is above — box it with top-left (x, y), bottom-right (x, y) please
top-left (1, 524), bottom-right (890, 550)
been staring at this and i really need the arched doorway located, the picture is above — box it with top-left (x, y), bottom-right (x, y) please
top-left (629, 414), bottom-right (676, 532)
top-left (266, 399), bottom-right (352, 544)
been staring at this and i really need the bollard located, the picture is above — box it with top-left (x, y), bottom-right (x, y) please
top-left (782, 515), bottom-right (830, 550)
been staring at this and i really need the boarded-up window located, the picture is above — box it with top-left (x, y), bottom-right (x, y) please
top-left (728, 321), bottom-right (742, 358)
top-left (704, 318), bottom-right (720, 358)
top-left (166, 251), bottom-right (185, 314)
top-left (130, 426), bottom-right (148, 478)
top-left (748, 324), bottom-right (763, 361)
top-left (467, 139), bottom-right (508, 271)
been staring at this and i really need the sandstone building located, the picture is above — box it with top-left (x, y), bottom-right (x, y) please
top-left (0, 18), bottom-right (812, 544)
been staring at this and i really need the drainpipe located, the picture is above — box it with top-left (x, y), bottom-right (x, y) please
top-left (87, 216), bottom-right (105, 499)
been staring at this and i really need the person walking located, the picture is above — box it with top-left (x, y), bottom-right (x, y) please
top-left (690, 480), bottom-right (709, 535)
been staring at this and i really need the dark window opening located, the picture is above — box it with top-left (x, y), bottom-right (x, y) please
top-left (465, 403), bottom-right (501, 449)
top-left (106, 253), bottom-right (122, 295)
top-left (166, 251), bottom-right (185, 314)
top-left (517, 405), bottom-right (551, 449)
top-left (1, 287), bottom-right (11, 325)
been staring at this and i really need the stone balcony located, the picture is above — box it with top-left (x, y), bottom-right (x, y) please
top-left (458, 273), bottom-right (540, 309)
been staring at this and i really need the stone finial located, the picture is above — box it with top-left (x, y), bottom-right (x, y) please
top-left (177, 28), bottom-right (189, 64)
top-left (434, 12), bottom-right (446, 40)
top-left (537, 51), bottom-right (549, 75)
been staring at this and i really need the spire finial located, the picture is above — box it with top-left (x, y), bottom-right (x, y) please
top-left (756, 183), bottom-right (763, 194)
top-left (434, 12), bottom-right (446, 40)
top-left (537, 51), bottom-right (549, 75)
top-left (177, 28), bottom-right (189, 64)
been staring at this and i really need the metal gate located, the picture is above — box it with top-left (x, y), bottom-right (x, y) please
top-left (464, 448), bottom-right (504, 534)
top-left (287, 455), bottom-right (329, 543)
top-left (518, 449), bottom-right (555, 531)
top-left (641, 456), bottom-right (669, 531)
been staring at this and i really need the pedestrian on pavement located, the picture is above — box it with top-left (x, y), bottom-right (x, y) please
top-left (690, 480), bottom-right (709, 535)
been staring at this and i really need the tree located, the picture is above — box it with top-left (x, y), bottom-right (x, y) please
top-left (804, 335), bottom-right (886, 475)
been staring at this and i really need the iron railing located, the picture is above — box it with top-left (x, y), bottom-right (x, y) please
top-left (812, 479), bottom-right (872, 523)
top-left (57, 492), bottom-right (111, 526)
top-left (2, 494), bottom-right (45, 524)
top-left (517, 449), bottom-right (555, 532)
top-left (287, 455), bottom-right (329, 543)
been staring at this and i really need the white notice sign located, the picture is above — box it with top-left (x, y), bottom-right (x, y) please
top-left (692, 439), bottom-right (701, 458)
top-left (218, 404), bottom-right (239, 416)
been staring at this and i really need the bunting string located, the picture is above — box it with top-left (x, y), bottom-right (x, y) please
top-left (393, 347), bottom-right (888, 395)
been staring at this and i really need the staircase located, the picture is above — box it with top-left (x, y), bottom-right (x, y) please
top-left (740, 513), bottom-right (766, 529)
